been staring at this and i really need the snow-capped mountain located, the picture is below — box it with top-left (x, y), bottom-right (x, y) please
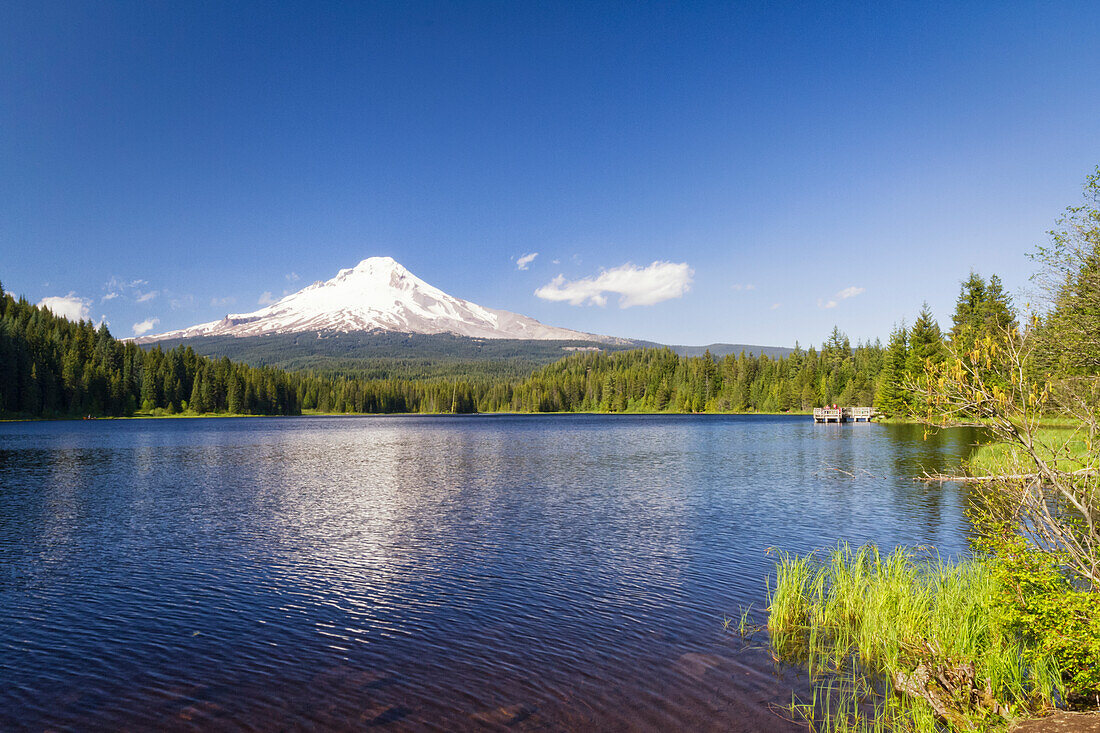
top-left (139, 257), bottom-right (616, 343)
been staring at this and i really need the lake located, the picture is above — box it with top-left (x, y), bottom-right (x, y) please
top-left (0, 414), bottom-right (979, 731)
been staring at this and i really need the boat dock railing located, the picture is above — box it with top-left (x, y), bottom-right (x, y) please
top-left (848, 406), bottom-right (873, 421)
top-left (813, 406), bottom-right (874, 423)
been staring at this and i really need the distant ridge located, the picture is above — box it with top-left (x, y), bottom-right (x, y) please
top-left (633, 342), bottom-right (794, 359)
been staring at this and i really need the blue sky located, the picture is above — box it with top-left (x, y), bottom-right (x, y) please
top-left (3, 1), bottom-right (1099, 346)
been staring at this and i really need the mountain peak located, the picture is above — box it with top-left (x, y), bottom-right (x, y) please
top-left (139, 256), bottom-right (621, 344)
top-left (354, 255), bottom-right (398, 269)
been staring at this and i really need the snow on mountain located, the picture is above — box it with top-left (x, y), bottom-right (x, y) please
top-left (139, 257), bottom-right (617, 343)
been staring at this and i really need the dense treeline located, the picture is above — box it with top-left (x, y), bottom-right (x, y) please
top-left (0, 269), bottom-right (1022, 420)
top-left (0, 284), bottom-right (299, 417)
top-left (288, 331), bottom-right (882, 414)
top-left (490, 329), bottom-right (882, 413)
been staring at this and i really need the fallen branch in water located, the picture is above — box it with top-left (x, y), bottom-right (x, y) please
top-left (916, 471), bottom-right (1037, 483)
top-left (824, 464), bottom-right (882, 479)
top-left (915, 468), bottom-right (1097, 483)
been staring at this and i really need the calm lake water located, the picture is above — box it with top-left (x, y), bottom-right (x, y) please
top-left (0, 415), bottom-right (979, 731)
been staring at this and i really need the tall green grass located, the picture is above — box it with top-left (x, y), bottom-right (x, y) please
top-left (967, 426), bottom-right (1092, 476)
top-left (767, 544), bottom-right (1059, 732)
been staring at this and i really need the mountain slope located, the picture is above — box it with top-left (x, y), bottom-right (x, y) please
top-left (140, 256), bottom-right (617, 343)
top-left (143, 331), bottom-right (638, 380)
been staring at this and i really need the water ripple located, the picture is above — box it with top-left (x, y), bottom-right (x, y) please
top-left (0, 415), bottom-right (978, 730)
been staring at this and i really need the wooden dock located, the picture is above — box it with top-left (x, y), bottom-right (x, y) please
top-left (813, 406), bottom-right (874, 423)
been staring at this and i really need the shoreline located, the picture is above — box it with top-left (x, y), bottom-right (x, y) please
top-left (1, 409), bottom-right (823, 423)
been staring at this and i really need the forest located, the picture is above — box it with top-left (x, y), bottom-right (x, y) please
top-left (0, 271), bottom-right (1017, 419)
top-left (0, 287), bottom-right (299, 417)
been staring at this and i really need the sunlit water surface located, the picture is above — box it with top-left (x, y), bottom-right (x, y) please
top-left (0, 415), bottom-right (979, 731)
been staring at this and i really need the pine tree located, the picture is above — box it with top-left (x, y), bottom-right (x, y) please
top-left (875, 323), bottom-right (909, 416)
top-left (906, 303), bottom-right (944, 377)
top-left (189, 370), bottom-right (206, 413)
top-left (950, 271), bottom-right (987, 349)
top-left (982, 274), bottom-right (1017, 335)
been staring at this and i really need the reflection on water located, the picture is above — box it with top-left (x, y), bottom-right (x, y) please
top-left (0, 415), bottom-right (979, 731)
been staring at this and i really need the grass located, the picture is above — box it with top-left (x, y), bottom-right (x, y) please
top-left (967, 425), bottom-right (1093, 476)
top-left (766, 544), bottom-right (1060, 733)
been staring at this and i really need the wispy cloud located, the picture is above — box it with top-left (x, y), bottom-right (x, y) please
top-left (286, 272), bottom-right (300, 283)
top-left (770, 302), bottom-right (781, 310)
top-left (515, 252), bottom-right (539, 271)
top-left (258, 291), bottom-right (278, 306)
top-left (102, 276), bottom-right (162, 304)
top-left (210, 296), bottom-right (236, 308)
top-left (732, 283), bottom-right (756, 291)
top-left (38, 293), bottom-right (91, 321)
top-left (818, 285), bottom-right (865, 309)
top-left (535, 261), bottom-right (694, 308)
top-left (132, 318), bottom-right (160, 336)
top-left (170, 294), bottom-right (194, 310)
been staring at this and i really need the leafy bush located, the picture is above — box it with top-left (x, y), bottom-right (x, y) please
top-left (979, 530), bottom-right (1100, 707)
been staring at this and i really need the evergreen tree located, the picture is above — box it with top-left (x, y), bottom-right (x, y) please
top-left (950, 271), bottom-right (988, 349)
top-left (905, 303), bottom-right (945, 377)
top-left (875, 323), bottom-right (909, 416)
top-left (189, 369), bottom-right (206, 413)
top-left (950, 272), bottom-right (1017, 351)
top-left (982, 274), bottom-right (1017, 334)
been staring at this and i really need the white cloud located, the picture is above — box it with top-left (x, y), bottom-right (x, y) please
top-left (516, 252), bottom-right (539, 270)
top-left (286, 272), bottom-right (300, 283)
top-left (170, 294), bottom-right (194, 310)
top-left (101, 292), bottom-right (119, 302)
top-left (132, 318), bottom-right (160, 336)
top-left (837, 286), bottom-right (865, 300)
top-left (135, 289), bottom-right (159, 303)
top-left (38, 293), bottom-right (91, 321)
top-left (732, 283), bottom-right (756, 291)
top-left (535, 261), bottom-right (694, 308)
top-left (818, 285), bottom-right (865, 310)
top-left (770, 302), bottom-right (781, 310)
top-left (211, 296), bottom-right (236, 308)
top-left (258, 291), bottom-right (278, 306)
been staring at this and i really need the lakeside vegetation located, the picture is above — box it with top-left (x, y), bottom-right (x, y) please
top-left (765, 168), bottom-right (1100, 731)
top-left (768, 545), bottom-right (1061, 732)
